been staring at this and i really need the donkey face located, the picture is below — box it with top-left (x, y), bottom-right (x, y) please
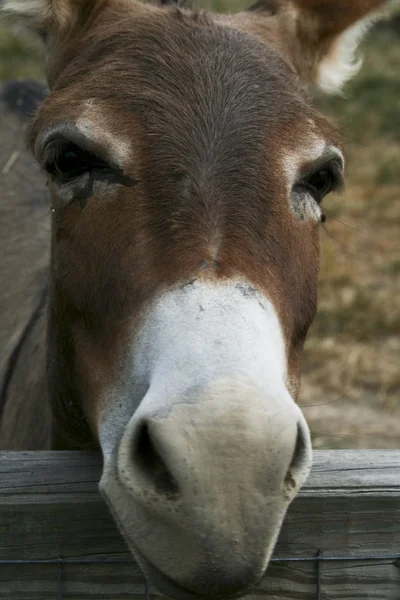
top-left (3, 0), bottom-right (387, 598)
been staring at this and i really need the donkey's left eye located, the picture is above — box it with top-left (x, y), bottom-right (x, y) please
top-left (300, 169), bottom-right (335, 204)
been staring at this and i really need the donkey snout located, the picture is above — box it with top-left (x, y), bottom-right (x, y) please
top-left (119, 385), bottom-right (310, 505)
top-left (112, 379), bottom-right (312, 598)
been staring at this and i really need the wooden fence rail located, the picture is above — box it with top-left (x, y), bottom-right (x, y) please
top-left (0, 450), bottom-right (399, 599)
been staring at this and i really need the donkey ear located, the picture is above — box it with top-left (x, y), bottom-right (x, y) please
top-left (1, 0), bottom-right (95, 34)
top-left (245, 0), bottom-right (390, 93)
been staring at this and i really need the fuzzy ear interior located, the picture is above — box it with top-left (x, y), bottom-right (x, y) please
top-left (1, 0), bottom-right (100, 34)
top-left (1, 0), bottom-right (112, 87)
top-left (244, 0), bottom-right (391, 93)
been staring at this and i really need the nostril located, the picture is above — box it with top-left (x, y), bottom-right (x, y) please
top-left (132, 421), bottom-right (180, 499)
top-left (283, 421), bottom-right (311, 498)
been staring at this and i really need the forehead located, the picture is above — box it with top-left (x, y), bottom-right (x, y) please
top-left (42, 7), bottom-right (339, 167)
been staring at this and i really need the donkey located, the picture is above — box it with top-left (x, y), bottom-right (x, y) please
top-left (0, 0), bottom-right (389, 598)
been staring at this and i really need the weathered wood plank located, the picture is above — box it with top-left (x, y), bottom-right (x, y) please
top-left (0, 451), bottom-right (399, 599)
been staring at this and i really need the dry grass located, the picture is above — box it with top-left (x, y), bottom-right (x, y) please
top-left (0, 2), bottom-right (399, 449)
top-left (301, 27), bottom-right (400, 448)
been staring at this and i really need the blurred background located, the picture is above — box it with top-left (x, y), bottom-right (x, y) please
top-left (0, 1), bottom-right (399, 448)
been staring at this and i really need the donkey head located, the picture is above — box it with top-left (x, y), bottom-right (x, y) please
top-left (3, 0), bottom-right (388, 598)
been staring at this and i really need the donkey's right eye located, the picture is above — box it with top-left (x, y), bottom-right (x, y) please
top-left (44, 141), bottom-right (109, 183)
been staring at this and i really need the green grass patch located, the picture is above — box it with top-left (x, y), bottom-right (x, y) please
top-left (376, 156), bottom-right (400, 186)
top-left (0, 25), bottom-right (44, 82)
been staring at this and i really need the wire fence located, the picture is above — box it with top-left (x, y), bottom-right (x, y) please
top-left (1, 552), bottom-right (400, 600)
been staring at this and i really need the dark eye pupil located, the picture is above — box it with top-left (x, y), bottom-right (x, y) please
top-left (303, 169), bottom-right (333, 202)
top-left (309, 170), bottom-right (331, 191)
top-left (53, 144), bottom-right (90, 180)
top-left (46, 142), bottom-right (104, 182)
top-left (57, 147), bottom-right (82, 174)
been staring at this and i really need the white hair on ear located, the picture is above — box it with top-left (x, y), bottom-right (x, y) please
top-left (3, 0), bottom-right (49, 18)
top-left (2, 0), bottom-right (74, 28)
top-left (317, 10), bottom-right (385, 94)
